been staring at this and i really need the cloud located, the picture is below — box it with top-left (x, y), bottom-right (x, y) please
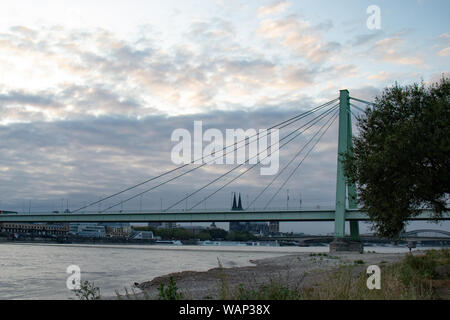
top-left (0, 21), bottom-right (345, 123)
top-left (0, 90), bottom-right (61, 108)
top-left (257, 1), bottom-right (291, 17)
top-left (0, 3), bottom-right (447, 234)
top-left (368, 71), bottom-right (393, 81)
top-left (0, 85), bottom-right (147, 123)
top-left (0, 106), bottom-right (341, 216)
top-left (438, 47), bottom-right (450, 57)
top-left (351, 31), bottom-right (383, 47)
top-left (438, 33), bottom-right (450, 42)
top-left (427, 72), bottom-right (450, 84)
top-left (257, 15), bottom-right (341, 63)
top-left (370, 36), bottom-right (426, 68)
top-left (348, 86), bottom-right (381, 103)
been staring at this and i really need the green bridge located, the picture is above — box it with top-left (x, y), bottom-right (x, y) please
top-left (0, 209), bottom-right (448, 224)
top-left (2, 90), bottom-right (448, 250)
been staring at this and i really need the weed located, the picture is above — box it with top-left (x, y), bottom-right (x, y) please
top-left (158, 276), bottom-right (184, 300)
top-left (73, 280), bottom-right (101, 300)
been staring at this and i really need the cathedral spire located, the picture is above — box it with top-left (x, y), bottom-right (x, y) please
top-left (232, 193), bottom-right (237, 210)
top-left (237, 193), bottom-right (243, 211)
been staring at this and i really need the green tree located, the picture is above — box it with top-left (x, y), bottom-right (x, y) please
top-left (173, 228), bottom-right (193, 240)
top-left (209, 228), bottom-right (228, 240)
top-left (226, 231), bottom-right (257, 242)
top-left (197, 230), bottom-right (212, 241)
top-left (343, 78), bottom-right (449, 238)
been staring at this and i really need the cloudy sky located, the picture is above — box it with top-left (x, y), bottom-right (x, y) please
top-left (0, 0), bottom-right (448, 234)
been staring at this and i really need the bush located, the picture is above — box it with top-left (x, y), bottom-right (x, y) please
top-left (402, 254), bottom-right (438, 279)
top-left (73, 280), bottom-right (101, 300)
top-left (158, 277), bottom-right (184, 300)
top-left (303, 251), bottom-right (450, 300)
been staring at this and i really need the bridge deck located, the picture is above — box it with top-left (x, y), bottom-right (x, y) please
top-left (0, 209), bottom-right (448, 223)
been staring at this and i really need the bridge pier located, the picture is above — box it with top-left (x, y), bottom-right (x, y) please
top-left (330, 89), bottom-right (363, 252)
top-left (350, 221), bottom-right (360, 240)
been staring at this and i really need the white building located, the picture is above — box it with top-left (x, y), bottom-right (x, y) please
top-left (131, 230), bottom-right (154, 240)
top-left (69, 223), bottom-right (106, 238)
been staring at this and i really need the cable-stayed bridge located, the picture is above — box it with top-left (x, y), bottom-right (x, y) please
top-left (1, 90), bottom-right (449, 245)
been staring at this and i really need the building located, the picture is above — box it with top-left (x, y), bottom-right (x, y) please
top-left (269, 221), bottom-right (280, 234)
top-left (229, 193), bottom-right (270, 235)
top-left (131, 230), bottom-right (154, 240)
top-left (101, 223), bottom-right (132, 238)
top-left (69, 223), bottom-right (106, 238)
top-left (0, 222), bottom-right (68, 236)
top-left (164, 222), bottom-right (177, 229)
top-left (105, 225), bottom-right (132, 238)
top-left (229, 193), bottom-right (245, 232)
top-left (148, 222), bottom-right (163, 228)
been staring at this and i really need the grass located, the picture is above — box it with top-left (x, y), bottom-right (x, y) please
top-left (303, 249), bottom-right (449, 300)
top-left (309, 253), bottom-right (328, 257)
top-left (231, 280), bottom-right (303, 300)
top-left (111, 249), bottom-right (450, 300)
top-left (215, 249), bottom-right (449, 300)
top-left (216, 257), bottom-right (305, 300)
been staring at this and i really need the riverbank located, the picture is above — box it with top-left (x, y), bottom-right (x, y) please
top-left (118, 250), bottom-right (438, 300)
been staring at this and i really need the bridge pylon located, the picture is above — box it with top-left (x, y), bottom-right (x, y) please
top-left (333, 89), bottom-right (360, 243)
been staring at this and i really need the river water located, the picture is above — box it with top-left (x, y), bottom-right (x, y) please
top-left (0, 242), bottom-right (434, 300)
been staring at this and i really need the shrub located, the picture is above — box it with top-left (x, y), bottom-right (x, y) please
top-left (158, 277), bottom-right (184, 300)
top-left (73, 280), bottom-right (101, 300)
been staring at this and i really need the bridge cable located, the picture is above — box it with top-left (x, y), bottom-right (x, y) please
top-left (246, 108), bottom-right (339, 211)
top-left (349, 103), bottom-right (367, 113)
top-left (165, 103), bottom-right (339, 212)
top-left (263, 111), bottom-right (339, 210)
top-left (345, 106), bottom-right (360, 123)
top-left (349, 96), bottom-right (375, 106)
top-left (187, 106), bottom-right (339, 211)
top-left (102, 103), bottom-right (340, 213)
top-left (72, 98), bottom-right (338, 213)
top-left (348, 107), bottom-right (359, 121)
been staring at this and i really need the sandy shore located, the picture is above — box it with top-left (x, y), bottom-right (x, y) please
top-left (124, 250), bottom-right (415, 300)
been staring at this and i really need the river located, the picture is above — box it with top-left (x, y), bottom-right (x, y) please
top-left (0, 242), bottom-right (435, 300)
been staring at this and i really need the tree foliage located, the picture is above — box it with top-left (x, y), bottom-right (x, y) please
top-left (343, 78), bottom-right (450, 238)
top-left (132, 226), bottom-right (255, 241)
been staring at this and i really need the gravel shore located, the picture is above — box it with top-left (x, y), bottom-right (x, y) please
top-left (126, 250), bottom-right (414, 300)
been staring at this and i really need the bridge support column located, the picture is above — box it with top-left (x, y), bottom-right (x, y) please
top-left (334, 89), bottom-right (349, 239)
top-left (350, 221), bottom-right (360, 241)
top-left (347, 101), bottom-right (360, 241)
top-left (330, 89), bottom-right (362, 252)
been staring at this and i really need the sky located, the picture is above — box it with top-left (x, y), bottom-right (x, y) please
top-left (0, 0), bottom-right (448, 234)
